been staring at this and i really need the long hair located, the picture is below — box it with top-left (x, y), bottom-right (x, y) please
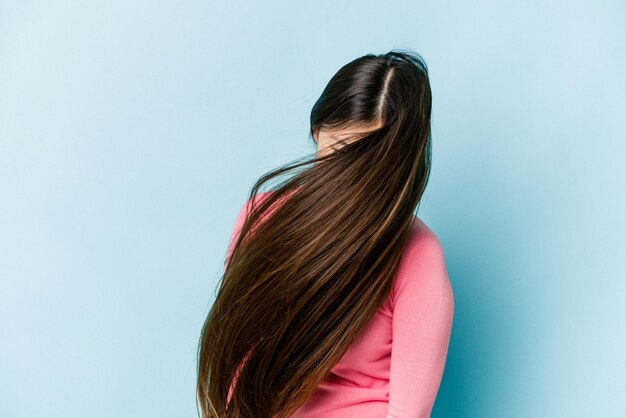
top-left (197, 49), bottom-right (433, 418)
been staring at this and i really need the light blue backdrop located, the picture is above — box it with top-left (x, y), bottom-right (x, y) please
top-left (1, 1), bottom-right (624, 417)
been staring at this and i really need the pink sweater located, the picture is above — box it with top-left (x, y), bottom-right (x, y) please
top-left (224, 192), bottom-right (454, 418)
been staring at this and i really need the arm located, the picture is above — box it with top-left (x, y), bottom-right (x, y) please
top-left (385, 234), bottom-right (455, 418)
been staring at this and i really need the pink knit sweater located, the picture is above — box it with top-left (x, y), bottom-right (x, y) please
top-left (224, 192), bottom-right (454, 418)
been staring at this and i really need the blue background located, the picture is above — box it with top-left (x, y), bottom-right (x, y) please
top-left (1, 1), bottom-right (625, 417)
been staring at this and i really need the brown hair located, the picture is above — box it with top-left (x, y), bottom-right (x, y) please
top-left (196, 49), bottom-right (433, 418)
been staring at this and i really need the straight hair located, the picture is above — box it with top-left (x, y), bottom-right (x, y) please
top-left (197, 49), bottom-right (433, 418)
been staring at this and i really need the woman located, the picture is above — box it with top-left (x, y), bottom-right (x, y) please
top-left (197, 49), bottom-right (454, 418)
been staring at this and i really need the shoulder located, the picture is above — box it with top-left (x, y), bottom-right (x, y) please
top-left (231, 191), bottom-right (277, 238)
top-left (402, 216), bottom-right (445, 265)
top-left (226, 191), bottom-right (274, 265)
top-left (242, 190), bottom-right (272, 208)
top-left (235, 191), bottom-right (273, 219)
top-left (390, 216), bottom-right (454, 310)
top-left (406, 215), bottom-right (439, 249)
top-left (229, 191), bottom-right (273, 238)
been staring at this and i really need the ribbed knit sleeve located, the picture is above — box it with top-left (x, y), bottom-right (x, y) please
top-left (385, 233), bottom-right (455, 418)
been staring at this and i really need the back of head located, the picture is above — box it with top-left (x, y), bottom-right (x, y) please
top-left (197, 49), bottom-right (433, 418)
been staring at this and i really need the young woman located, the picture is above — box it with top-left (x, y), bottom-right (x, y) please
top-left (197, 49), bottom-right (454, 418)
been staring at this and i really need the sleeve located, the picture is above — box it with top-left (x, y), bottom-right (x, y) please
top-left (385, 234), bottom-right (455, 418)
